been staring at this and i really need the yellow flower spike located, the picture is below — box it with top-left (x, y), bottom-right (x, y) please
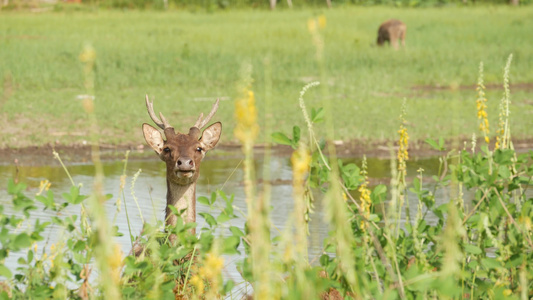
top-left (398, 127), bottom-right (409, 171)
top-left (234, 84), bottom-right (259, 144)
top-left (107, 244), bottom-right (123, 284)
top-left (119, 175), bottom-right (126, 190)
top-left (79, 45), bottom-right (96, 63)
top-left (358, 157), bottom-right (372, 231)
top-left (318, 15), bottom-right (327, 29)
top-left (82, 97), bottom-right (94, 114)
top-left (307, 19), bottom-right (317, 33)
top-left (476, 62), bottom-right (490, 145)
top-left (291, 145), bottom-right (311, 182)
top-left (190, 275), bottom-right (204, 294)
top-left (203, 253), bottom-right (224, 279)
top-left (37, 180), bottom-right (51, 196)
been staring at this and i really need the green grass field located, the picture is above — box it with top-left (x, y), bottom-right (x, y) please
top-left (1, 6), bottom-right (533, 149)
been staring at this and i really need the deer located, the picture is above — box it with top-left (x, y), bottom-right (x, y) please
top-left (141, 95), bottom-right (222, 244)
top-left (377, 19), bottom-right (407, 50)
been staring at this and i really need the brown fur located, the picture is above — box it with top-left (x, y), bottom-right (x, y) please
top-left (143, 97), bottom-right (222, 244)
top-left (377, 19), bottom-right (406, 50)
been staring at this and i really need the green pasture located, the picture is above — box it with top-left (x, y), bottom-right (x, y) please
top-left (1, 6), bottom-right (532, 149)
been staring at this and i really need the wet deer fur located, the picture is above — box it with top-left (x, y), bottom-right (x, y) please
top-left (142, 95), bottom-right (221, 242)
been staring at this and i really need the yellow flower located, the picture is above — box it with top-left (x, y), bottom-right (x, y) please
top-left (37, 180), bottom-right (51, 196)
top-left (397, 126), bottom-right (409, 174)
top-left (476, 62), bottom-right (490, 145)
top-left (307, 19), bottom-right (317, 33)
top-left (358, 157), bottom-right (371, 231)
top-left (308, 15), bottom-right (327, 33)
top-left (318, 15), bottom-right (327, 29)
top-left (107, 243), bottom-right (123, 284)
top-left (291, 145), bottom-right (311, 183)
top-left (200, 253), bottom-right (224, 280)
top-left (82, 97), bottom-right (94, 114)
top-left (190, 275), bottom-right (204, 294)
top-left (234, 86), bottom-right (259, 144)
top-left (79, 45), bottom-right (96, 63)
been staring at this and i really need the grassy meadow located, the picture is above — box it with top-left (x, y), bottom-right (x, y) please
top-left (1, 6), bottom-right (533, 149)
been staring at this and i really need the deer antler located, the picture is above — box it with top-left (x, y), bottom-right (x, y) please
top-left (193, 98), bottom-right (220, 129)
top-left (145, 95), bottom-right (172, 130)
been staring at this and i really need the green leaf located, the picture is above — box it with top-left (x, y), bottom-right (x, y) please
top-left (311, 107), bottom-right (325, 123)
top-left (62, 186), bottom-right (88, 205)
top-left (223, 280), bottom-right (235, 295)
top-left (412, 177), bottom-right (421, 192)
top-left (481, 257), bottom-right (502, 270)
top-left (498, 165), bottom-right (511, 179)
top-left (210, 192), bottom-right (217, 205)
top-left (217, 213), bottom-right (231, 223)
top-left (425, 138), bottom-right (441, 151)
top-left (319, 254), bottom-right (330, 266)
top-left (36, 190), bottom-right (55, 210)
top-left (13, 233), bottom-right (32, 249)
top-left (271, 132), bottom-right (292, 146)
top-left (0, 265), bottom-right (12, 278)
top-left (223, 194), bottom-right (235, 217)
top-left (27, 249), bottom-right (34, 263)
top-left (197, 196), bottom-right (210, 206)
top-left (292, 126), bottom-right (301, 144)
top-left (199, 213), bottom-right (217, 227)
top-left (7, 179), bottom-right (27, 196)
top-left (372, 184), bottom-right (387, 196)
top-left (222, 235), bottom-right (240, 255)
top-left (463, 244), bottom-right (482, 255)
top-left (493, 149), bottom-right (514, 165)
top-left (229, 226), bottom-right (245, 237)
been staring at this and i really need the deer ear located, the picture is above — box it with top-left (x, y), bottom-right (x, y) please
top-left (200, 122), bottom-right (222, 151)
top-left (143, 123), bottom-right (165, 155)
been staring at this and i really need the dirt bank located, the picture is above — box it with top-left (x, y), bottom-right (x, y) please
top-left (1, 137), bottom-right (532, 166)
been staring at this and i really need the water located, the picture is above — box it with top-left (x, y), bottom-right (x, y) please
top-left (0, 147), bottom-right (444, 286)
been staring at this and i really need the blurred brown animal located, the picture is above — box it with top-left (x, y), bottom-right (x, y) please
top-left (377, 19), bottom-right (406, 50)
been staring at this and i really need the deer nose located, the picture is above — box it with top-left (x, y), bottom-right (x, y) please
top-left (177, 157), bottom-right (195, 171)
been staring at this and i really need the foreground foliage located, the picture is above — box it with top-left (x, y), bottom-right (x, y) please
top-left (1, 59), bottom-right (532, 299)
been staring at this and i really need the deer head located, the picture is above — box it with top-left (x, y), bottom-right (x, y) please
top-left (142, 95), bottom-right (221, 231)
top-left (142, 95), bottom-right (221, 185)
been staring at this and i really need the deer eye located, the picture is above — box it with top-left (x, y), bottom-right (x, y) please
top-left (196, 147), bottom-right (203, 153)
top-left (163, 147), bottom-right (171, 153)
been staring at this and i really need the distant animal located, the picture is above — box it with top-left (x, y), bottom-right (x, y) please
top-left (377, 19), bottom-right (406, 50)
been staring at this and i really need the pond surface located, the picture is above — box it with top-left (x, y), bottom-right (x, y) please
top-left (0, 147), bottom-right (446, 286)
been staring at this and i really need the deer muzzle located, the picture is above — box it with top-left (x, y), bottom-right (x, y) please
top-left (175, 157), bottom-right (196, 178)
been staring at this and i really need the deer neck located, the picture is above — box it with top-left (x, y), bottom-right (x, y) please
top-left (165, 180), bottom-right (196, 228)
